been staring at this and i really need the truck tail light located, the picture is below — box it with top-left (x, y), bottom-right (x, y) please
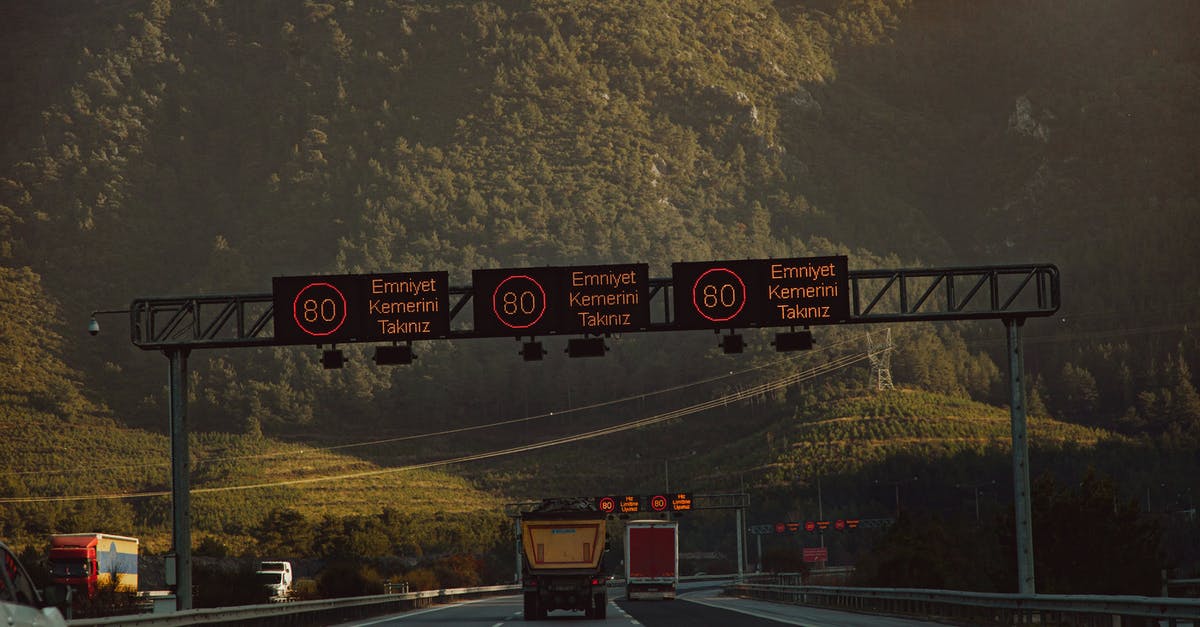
top-left (527, 576), bottom-right (537, 588)
top-left (591, 577), bottom-right (600, 586)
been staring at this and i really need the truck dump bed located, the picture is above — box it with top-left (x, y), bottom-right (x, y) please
top-left (521, 516), bottom-right (605, 571)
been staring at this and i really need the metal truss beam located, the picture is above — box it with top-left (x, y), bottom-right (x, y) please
top-left (128, 264), bottom-right (1059, 350)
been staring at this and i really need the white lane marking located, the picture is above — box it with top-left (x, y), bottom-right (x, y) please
top-left (680, 593), bottom-right (814, 627)
top-left (346, 595), bottom-right (512, 626)
top-left (614, 601), bottom-right (640, 624)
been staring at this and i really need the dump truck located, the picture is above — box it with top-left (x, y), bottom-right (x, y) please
top-left (48, 533), bottom-right (139, 599)
top-left (520, 498), bottom-right (608, 620)
top-left (625, 520), bottom-right (678, 600)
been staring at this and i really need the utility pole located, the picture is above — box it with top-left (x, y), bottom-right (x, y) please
top-left (867, 328), bottom-right (895, 391)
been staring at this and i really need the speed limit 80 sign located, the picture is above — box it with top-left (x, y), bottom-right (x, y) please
top-left (672, 256), bottom-right (849, 330)
top-left (471, 264), bottom-right (650, 337)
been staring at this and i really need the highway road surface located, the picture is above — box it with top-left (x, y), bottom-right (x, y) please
top-left (340, 584), bottom-right (944, 626)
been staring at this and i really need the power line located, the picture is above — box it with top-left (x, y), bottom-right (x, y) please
top-left (11, 332), bottom-right (874, 477)
top-left (0, 350), bottom-right (871, 504)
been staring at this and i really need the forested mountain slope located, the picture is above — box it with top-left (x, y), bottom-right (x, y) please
top-left (1, 2), bottom-right (1197, 578)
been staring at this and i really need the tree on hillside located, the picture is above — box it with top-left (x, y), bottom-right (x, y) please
top-left (997, 469), bottom-right (1164, 595)
top-left (1054, 362), bottom-right (1100, 424)
top-left (852, 511), bottom-right (999, 591)
top-left (254, 508), bottom-right (313, 558)
top-left (0, 266), bottom-right (97, 421)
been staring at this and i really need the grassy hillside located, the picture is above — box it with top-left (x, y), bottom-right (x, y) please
top-left (767, 390), bottom-right (1110, 482)
top-left (466, 387), bottom-right (1117, 497)
top-left (0, 406), bottom-right (500, 555)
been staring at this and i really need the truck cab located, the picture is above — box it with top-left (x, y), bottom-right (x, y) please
top-left (255, 561), bottom-right (293, 602)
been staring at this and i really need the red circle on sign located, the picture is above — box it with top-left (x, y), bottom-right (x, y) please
top-left (774, 522), bottom-right (786, 534)
top-left (650, 495), bottom-right (668, 512)
top-left (492, 275), bottom-right (547, 329)
top-left (691, 267), bottom-right (747, 323)
top-left (598, 497), bottom-right (616, 513)
top-left (292, 282), bottom-right (348, 337)
top-left (804, 521), bottom-right (816, 532)
top-left (835, 519), bottom-right (846, 530)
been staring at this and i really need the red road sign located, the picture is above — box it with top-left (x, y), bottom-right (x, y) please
top-left (802, 547), bottom-right (828, 563)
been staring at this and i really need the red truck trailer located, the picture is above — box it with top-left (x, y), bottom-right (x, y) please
top-left (624, 520), bottom-right (677, 600)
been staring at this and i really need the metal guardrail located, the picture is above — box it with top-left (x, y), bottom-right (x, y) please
top-left (68, 584), bottom-right (519, 626)
top-left (67, 577), bottom-right (723, 626)
top-left (729, 582), bottom-right (1200, 626)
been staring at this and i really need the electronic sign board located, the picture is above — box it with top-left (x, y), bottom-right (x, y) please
top-left (648, 495), bottom-right (669, 512)
top-left (618, 495), bottom-right (642, 514)
top-left (472, 264), bottom-right (650, 337)
top-left (672, 255), bottom-right (849, 330)
top-left (272, 272), bottom-right (450, 345)
top-left (669, 492), bottom-right (693, 512)
top-left (597, 496), bottom-right (617, 514)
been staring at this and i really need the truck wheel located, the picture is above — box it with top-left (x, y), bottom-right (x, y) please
top-left (523, 592), bottom-right (539, 621)
top-left (594, 594), bottom-right (607, 619)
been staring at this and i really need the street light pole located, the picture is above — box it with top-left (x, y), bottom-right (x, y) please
top-left (874, 476), bottom-right (918, 518)
top-left (956, 481), bottom-right (996, 524)
top-left (89, 308), bottom-right (192, 611)
top-left (817, 476), bottom-right (825, 550)
top-left (1006, 317), bottom-right (1036, 595)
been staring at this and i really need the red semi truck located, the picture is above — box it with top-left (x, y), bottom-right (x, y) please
top-left (624, 520), bottom-right (677, 600)
top-left (48, 533), bottom-right (139, 599)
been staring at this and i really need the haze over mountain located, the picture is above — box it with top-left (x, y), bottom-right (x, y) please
top-left (1, 0), bottom-right (1197, 593)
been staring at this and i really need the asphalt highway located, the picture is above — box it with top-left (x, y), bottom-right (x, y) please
top-left (339, 583), bottom-right (944, 627)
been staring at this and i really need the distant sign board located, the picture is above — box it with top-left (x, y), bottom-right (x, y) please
top-left (272, 272), bottom-right (450, 344)
top-left (669, 492), bottom-right (693, 512)
top-left (802, 547), bottom-right (828, 563)
top-left (672, 255), bottom-right (849, 329)
top-left (596, 492), bottom-right (691, 514)
top-left (472, 263), bottom-right (650, 337)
